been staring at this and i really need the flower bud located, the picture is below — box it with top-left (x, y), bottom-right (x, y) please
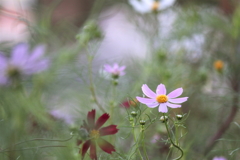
top-left (112, 79), bottom-right (118, 85)
top-left (78, 128), bottom-right (89, 140)
top-left (160, 116), bottom-right (168, 123)
top-left (76, 20), bottom-right (102, 46)
top-left (131, 111), bottom-right (137, 117)
top-left (176, 115), bottom-right (183, 120)
top-left (139, 120), bottom-right (146, 125)
top-left (129, 117), bottom-right (134, 122)
top-left (112, 74), bottom-right (119, 80)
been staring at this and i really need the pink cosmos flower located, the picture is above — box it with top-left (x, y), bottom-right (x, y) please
top-left (136, 84), bottom-right (188, 113)
top-left (151, 134), bottom-right (160, 143)
top-left (103, 63), bottom-right (126, 78)
top-left (212, 156), bottom-right (227, 160)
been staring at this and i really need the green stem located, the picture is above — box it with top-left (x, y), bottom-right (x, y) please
top-left (141, 127), bottom-right (150, 160)
top-left (175, 123), bottom-right (179, 146)
top-left (130, 121), bottom-right (144, 160)
top-left (0, 145), bottom-right (66, 153)
top-left (110, 80), bottom-right (117, 121)
top-left (163, 114), bottom-right (184, 160)
top-left (166, 148), bottom-right (173, 160)
top-left (88, 56), bottom-right (106, 113)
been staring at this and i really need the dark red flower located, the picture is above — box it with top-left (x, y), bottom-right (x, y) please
top-left (121, 98), bottom-right (138, 108)
top-left (79, 109), bottom-right (119, 160)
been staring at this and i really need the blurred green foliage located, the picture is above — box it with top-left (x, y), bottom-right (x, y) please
top-left (1, 0), bottom-right (240, 160)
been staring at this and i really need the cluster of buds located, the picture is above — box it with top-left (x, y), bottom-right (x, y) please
top-left (76, 20), bottom-right (102, 46)
top-left (160, 114), bottom-right (183, 123)
top-left (160, 116), bottom-right (168, 123)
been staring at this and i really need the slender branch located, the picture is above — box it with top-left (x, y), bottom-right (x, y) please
top-left (14, 135), bottom-right (74, 147)
top-left (163, 114), bottom-right (184, 160)
top-left (131, 122), bottom-right (144, 160)
top-left (0, 145), bottom-right (66, 153)
top-left (204, 93), bottom-right (239, 155)
top-left (141, 128), bottom-right (150, 160)
top-left (88, 56), bottom-right (106, 113)
top-left (1, 135), bottom-right (74, 153)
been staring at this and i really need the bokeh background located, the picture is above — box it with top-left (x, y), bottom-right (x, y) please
top-left (0, 0), bottom-right (240, 160)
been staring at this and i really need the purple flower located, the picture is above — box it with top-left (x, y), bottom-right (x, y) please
top-left (50, 109), bottom-right (74, 125)
top-left (136, 84), bottom-right (188, 113)
top-left (0, 43), bottom-right (49, 85)
top-left (151, 134), bottom-right (160, 143)
top-left (103, 63), bottom-right (126, 79)
top-left (212, 156), bottom-right (227, 160)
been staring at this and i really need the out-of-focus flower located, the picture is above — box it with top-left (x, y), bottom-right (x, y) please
top-left (136, 84), bottom-right (188, 113)
top-left (79, 109), bottom-right (119, 160)
top-left (103, 63), bottom-right (126, 79)
top-left (0, 0), bottom-right (35, 43)
top-left (212, 156), bottom-right (227, 160)
top-left (214, 60), bottom-right (224, 72)
top-left (0, 43), bottom-right (49, 85)
top-left (50, 109), bottom-right (74, 125)
top-left (129, 0), bottom-right (176, 14)
top-left (151, 134), bottom-right (160, 143)
top-left (121, 98), bottom-right (138, 108)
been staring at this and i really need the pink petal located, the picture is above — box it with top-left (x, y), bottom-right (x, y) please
top-left (136, 97), bottom-right (156, 104)
top-left (168, 97), bottom-right (188, 103)
top-left (119, 66), bottom-right (126, 71)
top-left (159, 103), bottom-right (168, 113)
top-left (156, 84), bottom-right (166, 95)
top-left (104, 64), bottom-right (112, 72)
top-left (28, 45), bottom-right (45, 62)
top-left (11, 43), bottom-right (29, 65)
top-left (97, 138), bottom-right (116, 154)
top-left (166, 102), bottom-right (181, 108)
top-left (0, 75), bottom-right (8, 85)
top-left (167, 88), bottom-right (183, 98)
top-left (0, 54), bottom-right (7, 68)
top-left (146, 102), bottom-right (159, 108)
top-left (141, 84), bottom-right (156, 98)
top-left (113, 63), bottom-right (119, 70)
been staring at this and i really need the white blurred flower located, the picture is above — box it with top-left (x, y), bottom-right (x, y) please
top-left (0, 0), bottom-right (36, 43)
top-left (50, 109), bottom-right (74, 125)
top-left (129, 0), bottom-right (176, 14)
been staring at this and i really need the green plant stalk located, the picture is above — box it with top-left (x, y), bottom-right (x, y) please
top-left (88, 56), bottom-right (106, 113)
top-left (110, 79), bottom-right (117, 123)
top-left (129, 120), bottom-right (144, 160)
top-left (141, 126), bottom-right (150, 160)
top-left (163, 113), bottom-right (184, 160)
top-left (175, 123), bottom-right (179, 146)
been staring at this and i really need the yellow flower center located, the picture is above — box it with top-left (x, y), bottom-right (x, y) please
top-left (152, 1), bottom-right (160, 11)
top-left (156, 95), bottom-right (168, 103)
top-left (90, 129), bottom-right (100, 139)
